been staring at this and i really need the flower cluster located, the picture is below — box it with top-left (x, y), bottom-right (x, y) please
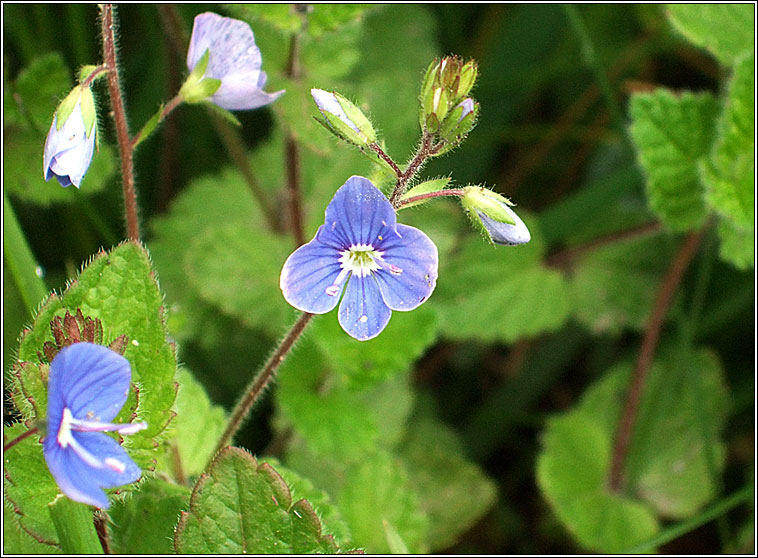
top-left (43, 342), bottom-right (146, 509)
top-left (280, 176), bottom-right (438, 341)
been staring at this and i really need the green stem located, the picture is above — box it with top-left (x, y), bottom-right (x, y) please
top-left (563, 5), bottom-right (630, 148)
top-left (624, 485), bottom-right (754, 553)
top-left (48, 497), bottom-right (103, 554)
top-left (3, 192), bottom-right (48, 313)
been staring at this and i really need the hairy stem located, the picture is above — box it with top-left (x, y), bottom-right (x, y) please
top-left (94, 512), bottom-right (111, 554)
top-left (3, 426), bottom-right (39, 451)
top-left (210, 312), bottom-right (314, 464)
top-left (101, 4), bottom-right (140, 241)
top-left (608, 225), bottom-right (708, 492)
top-left (389, 133), bottom-right (433, 207)
top-left (396, 188), bottom-right (466, 209)
top-left (369, 143), bottom-right (402, 177)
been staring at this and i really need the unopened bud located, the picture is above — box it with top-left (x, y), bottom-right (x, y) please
top-left (461, 187), bottom-right (530, 246)
top-left (311, 88), bottom-right (377, 146)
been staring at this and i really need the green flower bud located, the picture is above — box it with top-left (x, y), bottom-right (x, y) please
top-left (460, 187), bottom-right (531, 246)
top-left (311, 89), bottom-right (377, 146)
top-left (179, 49), bottom-right (222, 104)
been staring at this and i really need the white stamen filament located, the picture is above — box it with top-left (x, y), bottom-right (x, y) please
top-left (57, 406), bottom-right (145, 471)
top-left (325, 243), bottom-right (388, 295)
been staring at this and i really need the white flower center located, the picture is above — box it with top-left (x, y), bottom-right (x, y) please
top-left (339, 243), bottom-right (383, 278)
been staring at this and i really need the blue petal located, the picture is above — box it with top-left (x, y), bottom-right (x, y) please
top-left (338, 276), bottom-right (391, 341)
top-left (43, 432), bottom-right (141, 509)
top-left (374, 224), bottom-right (438, 311)
top-left (187, 13), bottom-right (262, 78)
top-left (477, 206), bottom-right (531, 246)
top-left (324, 176), bottom-right (397, 247)
top-left (280, 230), bottom-right (344, 314)
top-left (48, 343), bottom-right (132, 424)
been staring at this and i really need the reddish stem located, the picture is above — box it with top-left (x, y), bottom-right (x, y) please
top-left (101, 4), bottom-right (140, 241)
top-left (608, 225), bottom-right (708, 492)
top-left (369, 143), bottom-right (402, 177)
top-left (4, 426), bottom-right (39, 451)
top-left (396, 188), bottom-right (466, 208)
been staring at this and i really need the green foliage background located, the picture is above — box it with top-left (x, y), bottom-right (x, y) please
top-left (3, 4), bottom-right (754, 554)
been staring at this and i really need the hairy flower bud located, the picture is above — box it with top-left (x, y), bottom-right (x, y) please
top-left (311, 89), bottom-right (377, 145)
top-left (461, 187), bottom-right (531, 246)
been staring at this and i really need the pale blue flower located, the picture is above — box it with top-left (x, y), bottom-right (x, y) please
top-left (280, 176), bottom-right (438, 340)
top-left (187, 12), bottom-right (284, 110)
top-left (43, 100), bottom-right (95, 188)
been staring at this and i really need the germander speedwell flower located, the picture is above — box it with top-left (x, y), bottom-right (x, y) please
top-left (43, 342), bottom-right (146, 509)
top-left (280, 176), bottom-right (438, 341)
top-left (185, 12), bottom-right (284, 110)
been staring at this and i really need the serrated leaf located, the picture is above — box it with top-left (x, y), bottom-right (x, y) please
top-left (433, 220), bottom-right (571, 342)
top-left (667, 4), bottom-right (754, 67)
top-left (570, 232), bottom-right (678, 334)
top-left (338, 450), bottom-right (429, 554)
top-left (108, 477), bottom-right (190, 554)
top-left (399, 418), bottom-right (497, 551)
top-left (310, 303), bottom-right (439, 389)
top-left (174, 447), bottom-right (342, 554)
top-left (184, 222), bottom-right (295, 335)
top-left (261, 457), bottom-right (353, 547)
top-left (3, 499), bottom-right (61, 555)
top-left (3, 423), bottom-right (62, 547)
top-left (155, 368), bottom-right (227, 479)
top-left (701, 52), bottom-right (755, 230)
top-left (12, 242), bottom-right (178, 470)
top-left (628, 90), bottom-right (720, 231)
top-left (537, 346), bottom-right (729, 552)
top-left (715, 217), bottom-right (754, 270)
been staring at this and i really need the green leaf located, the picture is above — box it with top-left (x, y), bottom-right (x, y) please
top-left (536, 346), bottom-right (729, 552)
top-left (224, 4), bottom-right (304, 35)
top-left (3, 500), bottom-right (61, 554)
top-left (399, 177), bottom-right (452, 209)
top-left (277, 339), bottom-right (380, 461)
top-left (307, 4), bottom-right (374, 37)
top-left (12, 52), bottom-right (71, 131)
top-left (3, 423), bottom-right (61, 547)
top-left (260, 457), bottom-right (353, 547)
top-left (309, 303), bottom-right (439, 389)
top-left (48, 496), bottom-right (102, 554)
top-left (108, 477), bottom-right (190, 555)
top-left (338, 450), bottom-right (429, 554)
top-left (715, 217), bottom-right (754, 270)
top-left (3, 190), bottom-right (48, 313)
top-left (628, 89), bottom-right (720, 231)
top-left (155, 368), bottom-right (227, 480)
top-left (701, 52), bottom-right (755, 230)
top-left (433, 220), bottom-right (572, 342)
top-left (12, 242), bottom-right (178, 471)
top-left (666, 4), bottom-right (754, 67)
top-left (174, 447), bottom-right (343, 554)
top-left (184, 222), bottom-right (295, 335)
top-left (570, 232), bottom-right (678, 334)
top-left (399, 418), bottom-right (497, 551)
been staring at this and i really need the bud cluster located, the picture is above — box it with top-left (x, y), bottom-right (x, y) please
top-left (419, 56), bottom-right (479, 150)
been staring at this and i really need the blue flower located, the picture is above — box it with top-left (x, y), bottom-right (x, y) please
top-left (43, 93), bottom-right (96, 188)
top-left (186, 12), bottom-right (284, 111)
top-left (280, 176), bottom-right (438, 341)
top-left (43, 342), bottom-right (147, 509)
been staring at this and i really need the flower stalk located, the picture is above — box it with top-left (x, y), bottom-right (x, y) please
top-left (101, 4), bottom-right (140, 241)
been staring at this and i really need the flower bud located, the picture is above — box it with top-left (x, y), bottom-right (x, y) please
top-left (311, 89), bottom-right (377, 146)
top-left (418, 54), bottom-right (480, 152)
top-left (461, 187), bottom-right (531, 246)
top-left (43, 86), bottom-right (97, 188)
